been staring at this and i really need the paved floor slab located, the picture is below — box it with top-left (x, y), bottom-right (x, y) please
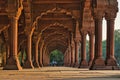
top-left (0, 67), bottom-right (120, 80)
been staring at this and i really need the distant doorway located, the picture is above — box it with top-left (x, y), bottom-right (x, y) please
top-left (49, 50), bottom-right (64, 66)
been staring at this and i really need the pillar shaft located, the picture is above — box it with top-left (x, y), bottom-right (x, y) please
top-left (23, 35), bottom-right (34, 68)
top-left (33, 41), bottom-right (40, 68)
top-left (39, 42), bottom-right (44, 67)
top-left (42, 47), bottom-right (46, 66)
top-left (68, 48), bottom-right (71, 66)
top-left (89, 33), bottom-right (94, 66)
top-left (79, 32), bottom-right (88, 68)
top-left (82, 33), bottom-right (87, 60)
top-left (95, 19), bottom-right (102, 57)
top-left (3, 17), bottom-right (22, 70)
top-left (6, 43), bottom-right (10, 59)
top-left (66, 50), bottom-right (68, 66)
top-left (106, 19), bottom-right (118, 67)
top-left (71, 45), bottom-right (75, 67)
top-left (106, 19), bottom-right (115, 58)
top-left (74, 40), bottom-right (79, 67)
top-left (90, 18), bottom-right (105, 70)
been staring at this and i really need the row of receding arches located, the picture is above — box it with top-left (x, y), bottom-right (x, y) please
top-left (0, 0), bottom-right (119, 70)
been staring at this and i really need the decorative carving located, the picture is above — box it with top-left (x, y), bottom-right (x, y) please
top-left (8, 0), bottom-right (23, 19)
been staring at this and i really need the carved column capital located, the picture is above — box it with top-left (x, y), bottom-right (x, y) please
top-left (88, 31), bottom-right (94, 37)
top-left (105, 11), bottom-right (117, 20)
top-left (93, 9), bottom-right (104, 20)
top-left (74, 38), bottom-right (80, 43)
top-left (8, 0), bottom-right (23, 19)
top-left (81, 30), bottom-right (87, 36)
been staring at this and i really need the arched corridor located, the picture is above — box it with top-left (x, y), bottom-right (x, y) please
top-left (0, 0), bottom-right (119, 70)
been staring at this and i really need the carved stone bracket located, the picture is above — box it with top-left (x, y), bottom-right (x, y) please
top-left (25, 23), bottom-right (35, 36)
top-left (8, 0), bottom-right (23, 19)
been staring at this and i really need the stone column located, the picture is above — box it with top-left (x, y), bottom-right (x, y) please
top-left (39, 41), bottom-right (44, 67)
top-left (6, 43), bottom-right (10, 59)
top-left (64, 54), bottom-right (66, 66)
top-left (65, 50), bottom-right (68, 66)
top-left (33, 40), bottom-right (40, 68)
top-left (45, 50), bottom-right (49, 66)
top-left (74, 39), bottom-right (79, 67)
top-left (23, 34), bottom-right (34, 68)
top-left (42, 46), bottom-right (47, 66)
top-left (68, 48), bottom-right (71, 66)
top-left (64, 50), bottom-right (68, 66)
top-left (90, 15), bottom-right (105, 70)
top-left (79, 31), bottom-right (88, 68)
top-left (3, 17), bottom-right (22, 70)
top-left (70, 44), bottom-right (75, 67)
top-left (105, 16), bottom-right (118, 69)
top-left (88, 32), bottom-right (94, 66)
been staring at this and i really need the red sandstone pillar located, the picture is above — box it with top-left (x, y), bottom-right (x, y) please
top-left (23, 34), bottom-right (34, 68)
top-left (6, 43), bottom-right (10, 59)
top-left (88, 32), bottom-right (94, 66)
top-left (65, 50), bottom-right (68, 66)
top-left (90, 17), bottom-right (105, 70)
top-left (79, 31), bottom-right (88, 68)
top-left (42, 47), bottom-right (47, 66)
top-left (105, 18), bottom-right (118, 69)
top-left (70, 45), bottom-right (75, 67)
top-left (74, 39), bottom-right (79, 67)
top-left (39, 41), bottom-right (44, 67)
top-left (3, 17), bottom-right (22, 70)
top-left (68, 48), bottom-right (71, 66)
top-left (33, 40), bottom-right (40, 68)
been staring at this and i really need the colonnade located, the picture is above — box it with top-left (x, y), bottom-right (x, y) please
top-left (3, 15), bottom-right (119, 70)
top-left (2, 0), bottom-right (119, 70)
top-left (3, 13), bottom-right (119, 70)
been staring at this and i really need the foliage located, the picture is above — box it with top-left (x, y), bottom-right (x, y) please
top-left (50, 50), bottom-right (64, 66)
top-left (86, 40), bottom-right (89, 61)
top-left (102, 40), bottom-right (106, 59)
top-left (114, 30), bottom-right (120, 64)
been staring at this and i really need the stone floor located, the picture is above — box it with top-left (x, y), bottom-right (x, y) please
top-left (0, 67), bottom-right (120, 80)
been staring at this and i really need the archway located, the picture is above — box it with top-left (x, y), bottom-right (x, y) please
top-left (49, 50), bottom-right (64, 66)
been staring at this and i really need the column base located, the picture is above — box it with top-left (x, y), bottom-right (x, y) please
top-left (33, 61), bottom-right (40, 68)
top-left (3, 57), bottom-right (22, 70)
top-left (79, 60), bottom-right (88, 68)
top-left (73, 62), bottom-right (79, 67)
top-left (70, 63), bottom-right (73, 67)
top-left (39, 62), bottom-right (43, 67)
top-left (105, 57), bottom-right (117, 66)
top-left (105, 57), bottom-right (119, 70)
top-left (67, 63), bottom-right (71, 67)
top-left (105, 66), bottom-right (120, 70)
top-left (23, 60), bottom-right (34, 69)
top-left (88, 60), bottom-right (93, 67)
top-left (90, 57), bottom-right (105, 70)
top-left (64, 63), bottom-right (68, 67)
